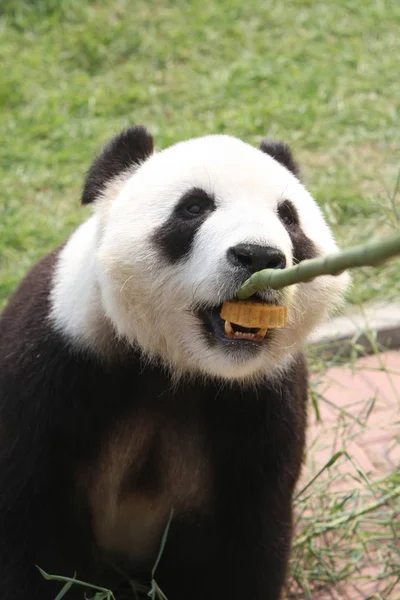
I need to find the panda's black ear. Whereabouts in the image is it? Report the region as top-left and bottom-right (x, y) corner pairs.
(82, 125), (154, 205)
(259, 139), (300, 178)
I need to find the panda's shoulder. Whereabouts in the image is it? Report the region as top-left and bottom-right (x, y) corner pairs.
(0, 246), (64, 345)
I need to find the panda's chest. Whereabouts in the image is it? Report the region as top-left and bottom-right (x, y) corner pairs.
(84, 414), (210, 565)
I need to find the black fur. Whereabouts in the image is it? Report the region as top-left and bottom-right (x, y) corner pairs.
(259, 139), (301, 178)
(154, 187), (216, 262)
(0, 132), (312, 599)
(81, 125), (154, 205)
(0, 251), (308, 600)
(278, 200), (318, 264)
(290, 227), (317, 264)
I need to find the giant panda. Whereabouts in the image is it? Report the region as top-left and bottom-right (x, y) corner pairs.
(0, 125), (349, 600)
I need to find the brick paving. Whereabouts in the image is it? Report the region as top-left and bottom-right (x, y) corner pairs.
(308, 350), (400, 483)
(297, 350), (400, 599)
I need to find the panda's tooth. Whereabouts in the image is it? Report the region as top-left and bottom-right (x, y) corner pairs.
(255, 328), (268, 341)
(224, 321), (267, 342)
(224, 320), (234, 337)
(234, 331), (255, 339)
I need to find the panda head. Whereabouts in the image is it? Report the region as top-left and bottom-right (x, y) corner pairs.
(73, 125), (349, 381)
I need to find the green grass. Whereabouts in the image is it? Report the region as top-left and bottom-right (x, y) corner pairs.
(1, 1), (400, 598)
(1, 0), (399, 308)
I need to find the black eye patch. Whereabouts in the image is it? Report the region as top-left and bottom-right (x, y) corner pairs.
(153, 188), (216, 262)
(278, 200), (299, 228)
(278, 199), (317, 264)
(175, 188), (216, 220)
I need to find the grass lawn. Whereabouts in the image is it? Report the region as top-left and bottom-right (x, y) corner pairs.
(1, 1), (399, 598)
(1, 0), (399, 309)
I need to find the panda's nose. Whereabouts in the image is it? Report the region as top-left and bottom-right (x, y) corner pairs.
(227, 244), (286, 274)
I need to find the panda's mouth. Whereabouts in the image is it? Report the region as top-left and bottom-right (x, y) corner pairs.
(199, 301), (271, 346)
(223, 320), (267, 342)
(199, 306), (264, 345)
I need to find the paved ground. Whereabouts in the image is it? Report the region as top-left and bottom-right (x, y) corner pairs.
(308, 350), (400, 483)
(297, 350), (400, 599)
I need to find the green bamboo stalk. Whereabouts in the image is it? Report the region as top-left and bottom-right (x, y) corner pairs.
(237, 230), (400, 300)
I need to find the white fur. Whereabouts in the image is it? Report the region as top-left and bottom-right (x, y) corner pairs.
(50, 134), (350, 381)
(50, 216), (116, 351)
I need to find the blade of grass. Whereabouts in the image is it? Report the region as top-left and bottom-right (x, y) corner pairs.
(295, 451), (345, 501)
(37, 567), (116, 600)
(294, 485), (400, 549)
(149, 509), (173, 600)
(53, 574), (76, 600)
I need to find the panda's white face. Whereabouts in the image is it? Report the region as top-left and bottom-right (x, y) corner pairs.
(82, 131), (348, 382)
(50, 128), (349, 381)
